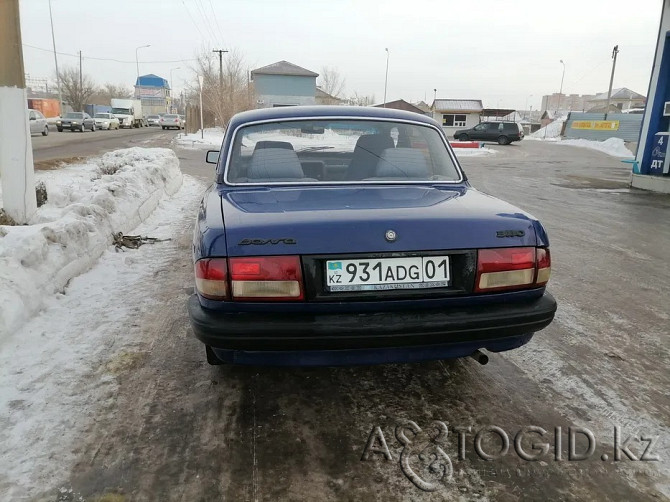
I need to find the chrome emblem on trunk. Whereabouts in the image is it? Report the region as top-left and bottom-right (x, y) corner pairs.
(385, 230), (397, 242)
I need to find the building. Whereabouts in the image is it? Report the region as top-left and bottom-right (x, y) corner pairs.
(586, 88), (646, 112)
(251, 61), (318, 108)
(633, 0), (670, 193)
(374, 99), (428, 115)
(431, 99), (483, 135)
(315, 87), (343, 105)
(541, 93), (595, 113)
(134, 74), (172, 115)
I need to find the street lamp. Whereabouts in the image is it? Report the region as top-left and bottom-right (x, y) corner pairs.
(135, 44), (151, 81)
(525, 94), (533, 120)
(557, 60), (566, 112)
(383, 48), (389, 108)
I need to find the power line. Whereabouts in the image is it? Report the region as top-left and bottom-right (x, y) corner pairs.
(208, 0), (226, 47)
(181, 0), (208, 45)
(22, 43), (196, 64)
(194, 0), (219, 46)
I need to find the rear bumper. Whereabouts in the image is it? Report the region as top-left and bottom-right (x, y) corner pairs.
(187, 292), (557, 365)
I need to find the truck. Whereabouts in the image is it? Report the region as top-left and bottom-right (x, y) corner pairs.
(110, 98), (145, 128)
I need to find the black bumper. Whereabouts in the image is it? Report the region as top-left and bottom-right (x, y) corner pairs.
(187, 293), (557, 352)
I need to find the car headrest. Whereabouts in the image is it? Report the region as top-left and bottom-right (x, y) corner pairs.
(253, 140), (294, 152)
(354, 134), (394, 154)
(247, 148), (305, 180)
(375, 148), (430, 178)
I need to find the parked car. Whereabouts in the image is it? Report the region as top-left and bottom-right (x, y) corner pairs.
(160, 114), (183, 130)
(57, 112), (95, 132)
(454, 121), (524, 144)
(188, 106), (556, 366)
(28, 109), (49, 136)
(147, 115), (161, 126)
(179, 115), (186, 128)
(94, 113), (120, 130)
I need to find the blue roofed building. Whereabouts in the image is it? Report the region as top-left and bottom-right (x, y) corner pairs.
(251, 61), (318, 108)
(134, 74), (172, 115)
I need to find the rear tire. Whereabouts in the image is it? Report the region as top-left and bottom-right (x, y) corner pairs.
(206, 345), (225, 365)
(458, 134), (469, 141)
(162, 126), (166, 130)
(91, 124), (96, 132)
(42, 126), (49, 136)
(498, 135), (509, 145)
(57, 127), (63, 132)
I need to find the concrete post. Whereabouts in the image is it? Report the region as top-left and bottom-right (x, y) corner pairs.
(0, 0), (37, 223)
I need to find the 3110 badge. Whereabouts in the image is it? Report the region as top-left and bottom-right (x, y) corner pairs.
(326, 256), (451, 292)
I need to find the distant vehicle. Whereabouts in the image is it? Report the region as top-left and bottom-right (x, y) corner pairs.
(28, 109), (49, 136)
(110, 98), (144, 128)
(160, 114), (183, 130)
(147, 115), (161, 126)
(57, 112), (95, 132)
(179, 115), (186, 128)
(188, 106), (556, 366)
(94, 113), (120, 130)
(454, 121), (524, 145)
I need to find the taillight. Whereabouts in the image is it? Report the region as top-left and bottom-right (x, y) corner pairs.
(229, 255), (304, 301)
(195, 258), (229, 300)
(535, 248), (551, 285)
(475, 247), (550, 293)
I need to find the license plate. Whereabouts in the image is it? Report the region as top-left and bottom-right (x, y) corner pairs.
(325, 256), (450, 292)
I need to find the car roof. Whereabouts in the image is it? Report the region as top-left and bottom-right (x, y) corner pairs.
(228, 105), (439, 131)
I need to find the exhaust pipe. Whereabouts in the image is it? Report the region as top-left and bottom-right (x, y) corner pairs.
(469, 349), (489, 365)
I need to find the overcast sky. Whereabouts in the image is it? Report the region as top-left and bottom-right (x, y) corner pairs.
(19, 0), (661, 110)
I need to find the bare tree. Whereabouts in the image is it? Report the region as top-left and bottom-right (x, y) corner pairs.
(57, 66), (97, 112)
(88, 83), (133, 106)
(318, 66), (345, 98)
(186, 48), (253, 127)
(344, 92), (376, 107)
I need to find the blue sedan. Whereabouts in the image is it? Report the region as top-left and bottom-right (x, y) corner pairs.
(188, 106), (556, 366)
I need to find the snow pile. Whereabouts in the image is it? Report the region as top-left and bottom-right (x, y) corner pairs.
(557, 137), (634, 158)
(0, 175), (205, 499)
(173, 127), (225, 149)
(0, 148), (183, 337)
(528, 119), (565, 140)
(453, 147), (497, 157)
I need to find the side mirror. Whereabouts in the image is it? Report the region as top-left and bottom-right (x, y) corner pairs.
(206, 150), (220, 165)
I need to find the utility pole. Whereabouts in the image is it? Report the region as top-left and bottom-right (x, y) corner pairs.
(79, 50), (82, 91)
(383, 48), (389, 107)
(213, 49), (228, 124)
(605, 45), (619, 120)
(48, 0), (63, 116)
(0, 0), (37, 223)
(213, 49), (228, 90)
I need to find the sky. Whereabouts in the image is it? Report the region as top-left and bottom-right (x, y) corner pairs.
(19, 0), (662, 110)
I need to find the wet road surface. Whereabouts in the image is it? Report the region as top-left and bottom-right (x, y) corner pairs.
(12, 139), (670, 501)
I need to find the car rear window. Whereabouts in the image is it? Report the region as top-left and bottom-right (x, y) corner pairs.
(164, 114), (179, 118)
(225, 119), (462, 184)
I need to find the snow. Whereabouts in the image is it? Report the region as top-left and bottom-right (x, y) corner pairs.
(173, 127), (225, 149)
(557, 137), (634, 158)
(453, 147), (497, 157)
(0, 175), (206, 499)
(527, 119), (565, 140)
(0, 148), (183, 338)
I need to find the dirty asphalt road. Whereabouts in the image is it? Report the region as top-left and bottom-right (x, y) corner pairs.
(20, 140), (670, 500)
(31, 127), (178, 166)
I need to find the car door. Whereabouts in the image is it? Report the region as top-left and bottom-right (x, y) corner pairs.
(470, 123), (488, 140)
(35, 111), (46, 132)
(28, 110), (38, 134)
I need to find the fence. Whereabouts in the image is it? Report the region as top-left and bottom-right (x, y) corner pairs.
(564, 112), (642, 142)
(185, 104), (215, 135)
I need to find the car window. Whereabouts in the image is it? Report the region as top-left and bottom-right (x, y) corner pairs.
(95, 113), (110, 118)
(29, 111), (35, 119)
(226, 119), (461, 184)
(164, 114), (179, 118)
(65, 113), (83, 118)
